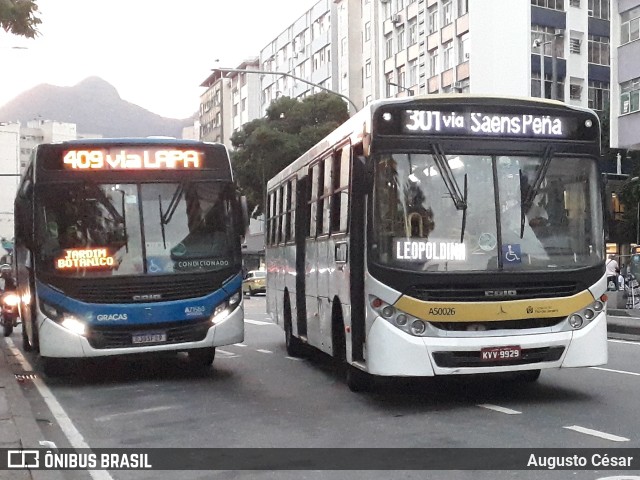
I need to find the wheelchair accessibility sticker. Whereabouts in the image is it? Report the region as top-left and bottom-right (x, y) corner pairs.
(502, 244), (522, 265)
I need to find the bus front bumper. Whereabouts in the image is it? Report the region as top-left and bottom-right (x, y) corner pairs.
(365, 312), (607, 377)
(37, 306), (244, 358)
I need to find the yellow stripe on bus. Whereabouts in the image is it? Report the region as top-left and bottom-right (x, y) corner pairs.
(394, 290), (595, 322)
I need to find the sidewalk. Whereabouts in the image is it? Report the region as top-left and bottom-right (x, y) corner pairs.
(0, 338), (63, 480)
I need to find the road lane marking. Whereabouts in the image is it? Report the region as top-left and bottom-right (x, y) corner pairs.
(608, 338), (640, 346)
(285, 356), (303, 361)
(5, 337), (114, 480)
(590, 366), (640, 377)
(217, 349), (235, 356)
(234, 343), (248, 347)
(95, 405), (179, 422)
(477, 404), (521, 415)
(244, 319), (273, 326)
(256, 349), (273, 354)
(564, 425), (629, 442)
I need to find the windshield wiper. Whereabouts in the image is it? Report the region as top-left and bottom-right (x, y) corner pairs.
(430, 143), (468, 242)
(159, 183), (185, 249)
(431, 143), (467, 210)
(520, 146), (553, 238)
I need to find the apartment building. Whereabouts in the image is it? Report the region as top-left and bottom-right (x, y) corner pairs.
(611, 0), (640, 150)
(0, 119), (81, 240)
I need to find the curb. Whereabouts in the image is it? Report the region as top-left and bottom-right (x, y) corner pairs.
(0, 339), (65, 480)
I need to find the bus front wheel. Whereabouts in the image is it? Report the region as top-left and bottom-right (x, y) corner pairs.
(187, 347), (216, 368)
(346, 365), (372, 392)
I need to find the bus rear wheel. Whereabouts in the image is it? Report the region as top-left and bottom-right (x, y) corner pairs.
(346, 365), (372, 392)
(187, 347), (216, 368)
(284, 296), (305, 357)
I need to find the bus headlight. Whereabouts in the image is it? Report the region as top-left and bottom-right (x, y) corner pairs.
(569, 314), (583, 329)
(369, 295), (437, 337)
(566, 299), (603, 330)
(61, 316), (86, 336)
(40, 300), (87, 336)
(210, 290), (242, 324)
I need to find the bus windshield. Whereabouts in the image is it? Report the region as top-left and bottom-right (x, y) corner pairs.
(35, 181), (241, 277)
(371, 152), (603, 272)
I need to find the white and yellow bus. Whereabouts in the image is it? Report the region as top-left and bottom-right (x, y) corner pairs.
(265, 95), (607, 391)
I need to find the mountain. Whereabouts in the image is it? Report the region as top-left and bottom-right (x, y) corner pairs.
(0, 77), (194, 138)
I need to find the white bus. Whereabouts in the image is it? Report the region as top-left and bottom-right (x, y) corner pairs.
(265, 96), (607, 391)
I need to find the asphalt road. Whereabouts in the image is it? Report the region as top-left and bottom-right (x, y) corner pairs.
(5, 296), (640, 480)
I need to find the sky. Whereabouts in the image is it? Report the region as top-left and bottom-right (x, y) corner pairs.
(0, 0), (318, 119)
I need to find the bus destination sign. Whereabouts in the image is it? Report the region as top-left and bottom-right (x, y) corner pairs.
(399, 109), (594, 139)
(62, 148), (203, 170)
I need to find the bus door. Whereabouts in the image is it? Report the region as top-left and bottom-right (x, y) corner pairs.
(295, 176), (309, 339)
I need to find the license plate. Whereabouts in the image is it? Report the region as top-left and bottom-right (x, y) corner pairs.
(480, 345), (521, 362)
(132, 332), (167, 344)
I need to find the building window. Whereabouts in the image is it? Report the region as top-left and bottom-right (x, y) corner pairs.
(588, 80), (609, 111)
(398, 26), (406, 51)
(621, 6), (640, 44)
(398, 69), (406, 90)
(531, 72), (565, 100)
(588, 35), (610, 65)
(620, 78), (640, 115)
(531, 25), (565, 57)
(443, 41), (453, 70)
(365, 21), (371, 42)
(428, 5), (438, 34)
(588, 0), (609, 20)
(458, 33), (469, 63)
(365, 60), (372, 78)
(408, 19), (417, 45)
(385, 34), (393, 58)
(532, 0), (565, 10)
(385, 72), (394, 97)
(409, 60), (418, 86)
(458, 0), (469, 16)
(569, 37), (581, 54)
(569, 0), (580, 6)
(442, 0), (453, 26)
(429, 51), (439, 77)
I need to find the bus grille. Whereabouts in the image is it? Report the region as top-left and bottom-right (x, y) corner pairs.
(431, 317), (565, 331)
(432, 346), (565, 368)
(407, 282), (579, 302)
(87, 318), (211, 349)
(66, 277), (219, 303)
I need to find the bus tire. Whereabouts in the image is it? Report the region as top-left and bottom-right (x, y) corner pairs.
(21, 320), (32, 351)
(284, 296), (305, 357)
(517, 369), (541, 382)
(42, 357), (69, 377)
(187, 347), (216, 368)
(3, 323), (13, 337)
(346, 365), (372, 393)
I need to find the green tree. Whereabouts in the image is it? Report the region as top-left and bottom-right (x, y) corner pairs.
(0, 0), (41, 38)
(231, 92), (349, 217)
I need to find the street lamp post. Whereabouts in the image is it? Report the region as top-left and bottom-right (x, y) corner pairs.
(214, 67), (358, 113)
(387, 81), (414, 96)
(532, 30), (563, 100)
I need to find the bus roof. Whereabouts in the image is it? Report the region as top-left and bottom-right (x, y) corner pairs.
(267, 94), (599, 190)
